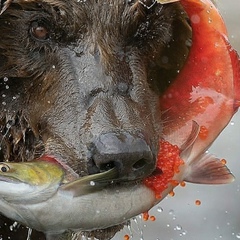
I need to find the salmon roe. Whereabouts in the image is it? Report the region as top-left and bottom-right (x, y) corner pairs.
(142, 212), (149, 221)
(221, 159), (227, 165)
(195, 200), (201, 206)
(199, 125), (209, 140)
(124, 234), (130, 240)
(143, 140), (184, 198)
(150, 215), (156, 221)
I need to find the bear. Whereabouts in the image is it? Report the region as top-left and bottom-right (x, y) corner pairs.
(0, 0), (192, 239)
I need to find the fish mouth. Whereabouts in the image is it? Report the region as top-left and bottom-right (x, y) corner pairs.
(42, 155), (158, 192)
(41, 154), (160, 198)
(59, 166), (147, 197)
(0, 175), (22, 184)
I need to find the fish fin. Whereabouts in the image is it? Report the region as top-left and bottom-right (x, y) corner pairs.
(59, 167), (118, 197)
(180, 121), (200, 152)
(180, 121), (200, 162)
(184, 153), (235, 184)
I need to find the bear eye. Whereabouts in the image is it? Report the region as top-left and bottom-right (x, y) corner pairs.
(30, 20), (50, 41)
(0, 164), (10, 173)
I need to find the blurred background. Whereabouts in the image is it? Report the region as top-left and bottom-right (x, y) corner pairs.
(115, 1), (240, 239)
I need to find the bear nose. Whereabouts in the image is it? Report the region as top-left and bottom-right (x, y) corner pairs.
(90, 132), (156, 181)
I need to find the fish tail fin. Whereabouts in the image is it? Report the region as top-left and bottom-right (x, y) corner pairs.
(180, 121), (235, 185)
(184, 154), (235, 184)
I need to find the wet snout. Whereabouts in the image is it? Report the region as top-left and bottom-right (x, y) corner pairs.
(90, 132), (156, 181)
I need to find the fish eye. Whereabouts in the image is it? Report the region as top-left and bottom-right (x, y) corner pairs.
(0, 164), (10, 173)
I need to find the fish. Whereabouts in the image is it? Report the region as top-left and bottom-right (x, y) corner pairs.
(0, 156), (158, 239)
(142, 0), (240, 202)
(0, 158), (65, 204)
(142, 0), (240, 201)
(160, 0), (240, 152)
(0, 0), (238, 239)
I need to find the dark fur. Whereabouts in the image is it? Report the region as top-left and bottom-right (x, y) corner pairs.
(0, 0), (192, 239)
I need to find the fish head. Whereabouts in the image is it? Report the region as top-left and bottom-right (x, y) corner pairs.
(0, 160), (65, 203)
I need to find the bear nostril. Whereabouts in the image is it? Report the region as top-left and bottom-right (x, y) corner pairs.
(99, 161), (116, 172)
(132, 158), (148, 171)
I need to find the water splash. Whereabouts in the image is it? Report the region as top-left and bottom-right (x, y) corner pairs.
(26, 228), (32, 240)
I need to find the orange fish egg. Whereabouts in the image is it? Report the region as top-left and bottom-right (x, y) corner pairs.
(155, 193), (162, 199)
(143, 140), (184, 198)
(170, 180), (179, 187)
(180, 181), (186, 187)
(195, 200), (201, 206)
(199, 125), (209, 140)
(221, 159), (227, 165)
(150, 215), (156, 221)
(169, 190), (175, 197)
(142, 212), (149, 221)
(124, 234), (130, 240)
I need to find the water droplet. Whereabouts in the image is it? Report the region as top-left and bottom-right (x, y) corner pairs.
(176, 225), (182, 231)
(3, 77), (8, 82)
(157, 207), (163, 213)
(181, 230), (187, 236)
(5, 85), (9, 89)
(126, 221), (133, 238)
(236, 233), (240, 239)
(90, 181), (95, 186)
(169, 209), (174, 215)
(230, 121), (235, 126)
(191, 14), (200, 24)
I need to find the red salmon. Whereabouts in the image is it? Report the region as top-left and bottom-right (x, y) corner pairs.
(144, 0), (240, 197)
(160, 0), (240, 170)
